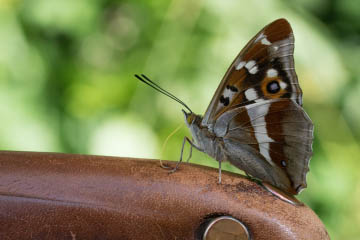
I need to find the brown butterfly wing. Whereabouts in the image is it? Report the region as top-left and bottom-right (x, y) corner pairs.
(202, 18), (302, 126)
(205, 19), (313, 195)
(216, 99), (313, 195)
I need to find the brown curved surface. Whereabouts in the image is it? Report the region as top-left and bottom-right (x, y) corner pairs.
(0, 151), (329, 240)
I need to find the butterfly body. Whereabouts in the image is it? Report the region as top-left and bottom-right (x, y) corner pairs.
(183, 112), (224, 162)
(184, 19), (313, 195)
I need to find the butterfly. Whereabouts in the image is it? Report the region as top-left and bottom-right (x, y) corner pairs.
(135, 18), (313, 196)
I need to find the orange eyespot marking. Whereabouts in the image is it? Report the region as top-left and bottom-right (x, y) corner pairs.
(261, 77), (287, 99)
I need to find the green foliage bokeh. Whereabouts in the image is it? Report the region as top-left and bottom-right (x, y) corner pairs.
(1, 0), (360, 239)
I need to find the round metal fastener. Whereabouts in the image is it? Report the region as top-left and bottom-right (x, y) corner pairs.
(203, 216), (250, 240)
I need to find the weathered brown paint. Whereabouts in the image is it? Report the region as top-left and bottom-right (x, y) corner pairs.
(0, 151), (329, 239)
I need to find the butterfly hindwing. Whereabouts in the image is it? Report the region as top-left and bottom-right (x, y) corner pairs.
(218, 99), (312, 194)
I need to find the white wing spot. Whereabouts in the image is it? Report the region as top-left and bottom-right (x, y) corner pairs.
(249, 66), (258, 74)
(235, 61), (246, 70)
(245, 60), (258, 74)
(261, 37), (271, 45)
(255, 33), (271, 45)
(223, 88), (235, 100)
(280, 81), (287, 89)
(245, 60), (256, 70)
(244, 88), (258, 101)
(255, 33), (265, 42)
(267, 69), (278, 78)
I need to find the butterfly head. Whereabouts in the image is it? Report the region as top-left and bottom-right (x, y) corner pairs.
(182, 109), (205, 149)
(182, 109), (204, 129)
(182, 109), (197, 126)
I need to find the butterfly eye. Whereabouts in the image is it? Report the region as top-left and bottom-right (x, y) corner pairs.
(187, 114), (195, 124)
(266, 81), (280, 94)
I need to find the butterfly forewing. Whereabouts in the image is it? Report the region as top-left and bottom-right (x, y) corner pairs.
(202, 18), (302, 127)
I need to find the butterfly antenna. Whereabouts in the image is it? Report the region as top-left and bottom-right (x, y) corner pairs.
(134, 74), (193, 113)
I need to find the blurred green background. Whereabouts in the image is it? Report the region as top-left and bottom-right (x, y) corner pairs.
(1, 0), (359, 238)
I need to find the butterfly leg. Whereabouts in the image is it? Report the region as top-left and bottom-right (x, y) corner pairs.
(216, 142), (227, 184)
(186, 139), (193, 163)
(169, 136), (198, 174)
(218, 160), (222, 184)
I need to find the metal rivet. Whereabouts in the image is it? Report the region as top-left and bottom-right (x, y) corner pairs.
(203, 216), (250, 240)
